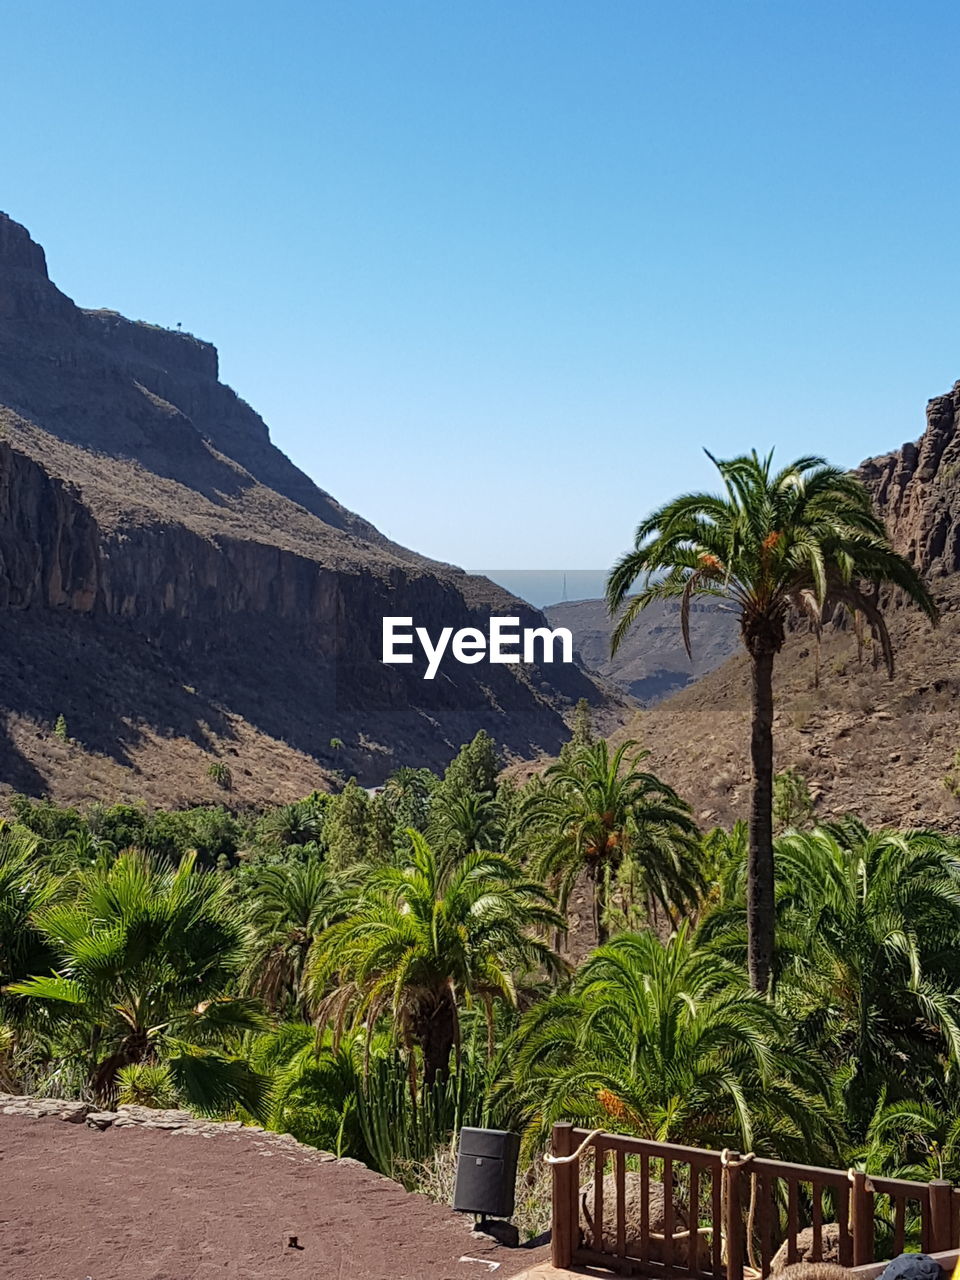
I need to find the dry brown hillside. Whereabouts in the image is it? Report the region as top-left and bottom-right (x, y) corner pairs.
(616, 582), (960, 832)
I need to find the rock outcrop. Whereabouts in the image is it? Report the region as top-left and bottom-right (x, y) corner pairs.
(858, 382), (960, 577)
(0, 213), (621, 799)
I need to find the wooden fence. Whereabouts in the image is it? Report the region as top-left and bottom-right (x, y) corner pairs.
(550, 1124), (960, 1277)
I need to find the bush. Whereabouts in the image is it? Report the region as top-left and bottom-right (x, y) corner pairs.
(8, 795), (84, 843)
(116, 1063), (179, 1109)
(207, 761), (233, 791)
(773, 768), (815, 832)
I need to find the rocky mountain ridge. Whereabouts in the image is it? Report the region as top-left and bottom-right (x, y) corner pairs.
(857, 381), (960, 575)
(0, 213), (621, 805)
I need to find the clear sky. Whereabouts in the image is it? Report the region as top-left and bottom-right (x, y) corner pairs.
(3, 2), (959, 570)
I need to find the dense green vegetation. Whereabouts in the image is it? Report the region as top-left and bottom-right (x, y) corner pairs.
(3, 721), (960, 1222)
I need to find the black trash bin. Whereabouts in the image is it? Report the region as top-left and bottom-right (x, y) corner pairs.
(453, 1127), (521, 1218)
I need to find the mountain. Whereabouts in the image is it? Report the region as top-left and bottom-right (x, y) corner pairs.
(0, 214), (623, 807)
(586, 385), (960, 832)
(544, 596), (740, 703)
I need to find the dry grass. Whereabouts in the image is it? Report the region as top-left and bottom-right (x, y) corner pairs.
(400, 1140), (554, 1243)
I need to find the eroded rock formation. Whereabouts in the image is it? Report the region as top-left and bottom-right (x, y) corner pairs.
(858, 383), (960, 576)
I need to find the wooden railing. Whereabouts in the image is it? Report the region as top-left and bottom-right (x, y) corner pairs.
(550, 1124), (960, 1277)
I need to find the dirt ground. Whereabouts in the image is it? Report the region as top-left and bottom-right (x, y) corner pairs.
(0, 1115), (547, 1280)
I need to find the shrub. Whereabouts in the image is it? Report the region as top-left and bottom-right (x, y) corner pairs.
(116, 1063), (179, 1109)
(789, 696), (816, 730)
(8, 796), (84, 843)
(207, 761), (233, 791)
(773, 768), (815, 832)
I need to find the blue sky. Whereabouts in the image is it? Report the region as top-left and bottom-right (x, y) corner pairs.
(3, 2), (959, 570)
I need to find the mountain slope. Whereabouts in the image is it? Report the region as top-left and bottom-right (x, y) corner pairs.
(545, 596), (739, 703)
(0, 213), (623, 805)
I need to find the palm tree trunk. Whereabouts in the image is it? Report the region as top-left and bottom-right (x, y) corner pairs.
(420, 995), (457, 1085)
(747, 649), (776, 992)
(594, 873), (608, 947)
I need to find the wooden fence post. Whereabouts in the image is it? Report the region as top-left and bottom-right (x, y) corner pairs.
(929, 1180), (954, 1254)
(552, 1122), (576, 1269)
(724, 1154), (744, 1280)
(850, 1171), (873, 1266)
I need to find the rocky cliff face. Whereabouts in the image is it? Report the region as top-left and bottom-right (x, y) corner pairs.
(0, 442), (100, 612)
(858, 383), (960, 576)
(0, 213), (620, 801)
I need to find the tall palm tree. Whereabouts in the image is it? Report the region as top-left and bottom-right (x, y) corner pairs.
(309, 831), (564, 1084)
(521, 739), (701, 944)
(10, 850), (270, 1115)
(243, 860), (343, 1018)
(607, 450), (937, 991)
(510, 926), (829, 1156)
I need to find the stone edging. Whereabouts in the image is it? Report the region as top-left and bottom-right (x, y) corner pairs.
(0, 1092), (340, 1163)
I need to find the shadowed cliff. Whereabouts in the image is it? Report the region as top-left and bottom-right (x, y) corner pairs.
(0, 213), (625, 804)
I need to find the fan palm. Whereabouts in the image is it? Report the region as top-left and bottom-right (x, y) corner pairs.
(510, 926), (829, 1155)
(607, 450), (937, 990)
(0, 826), (59, 1010)
(309, 831), (564, 1084)
(0, 826), (61, 1091)
(10, 850), (271, 1115)
(521, 739), (701, 943)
